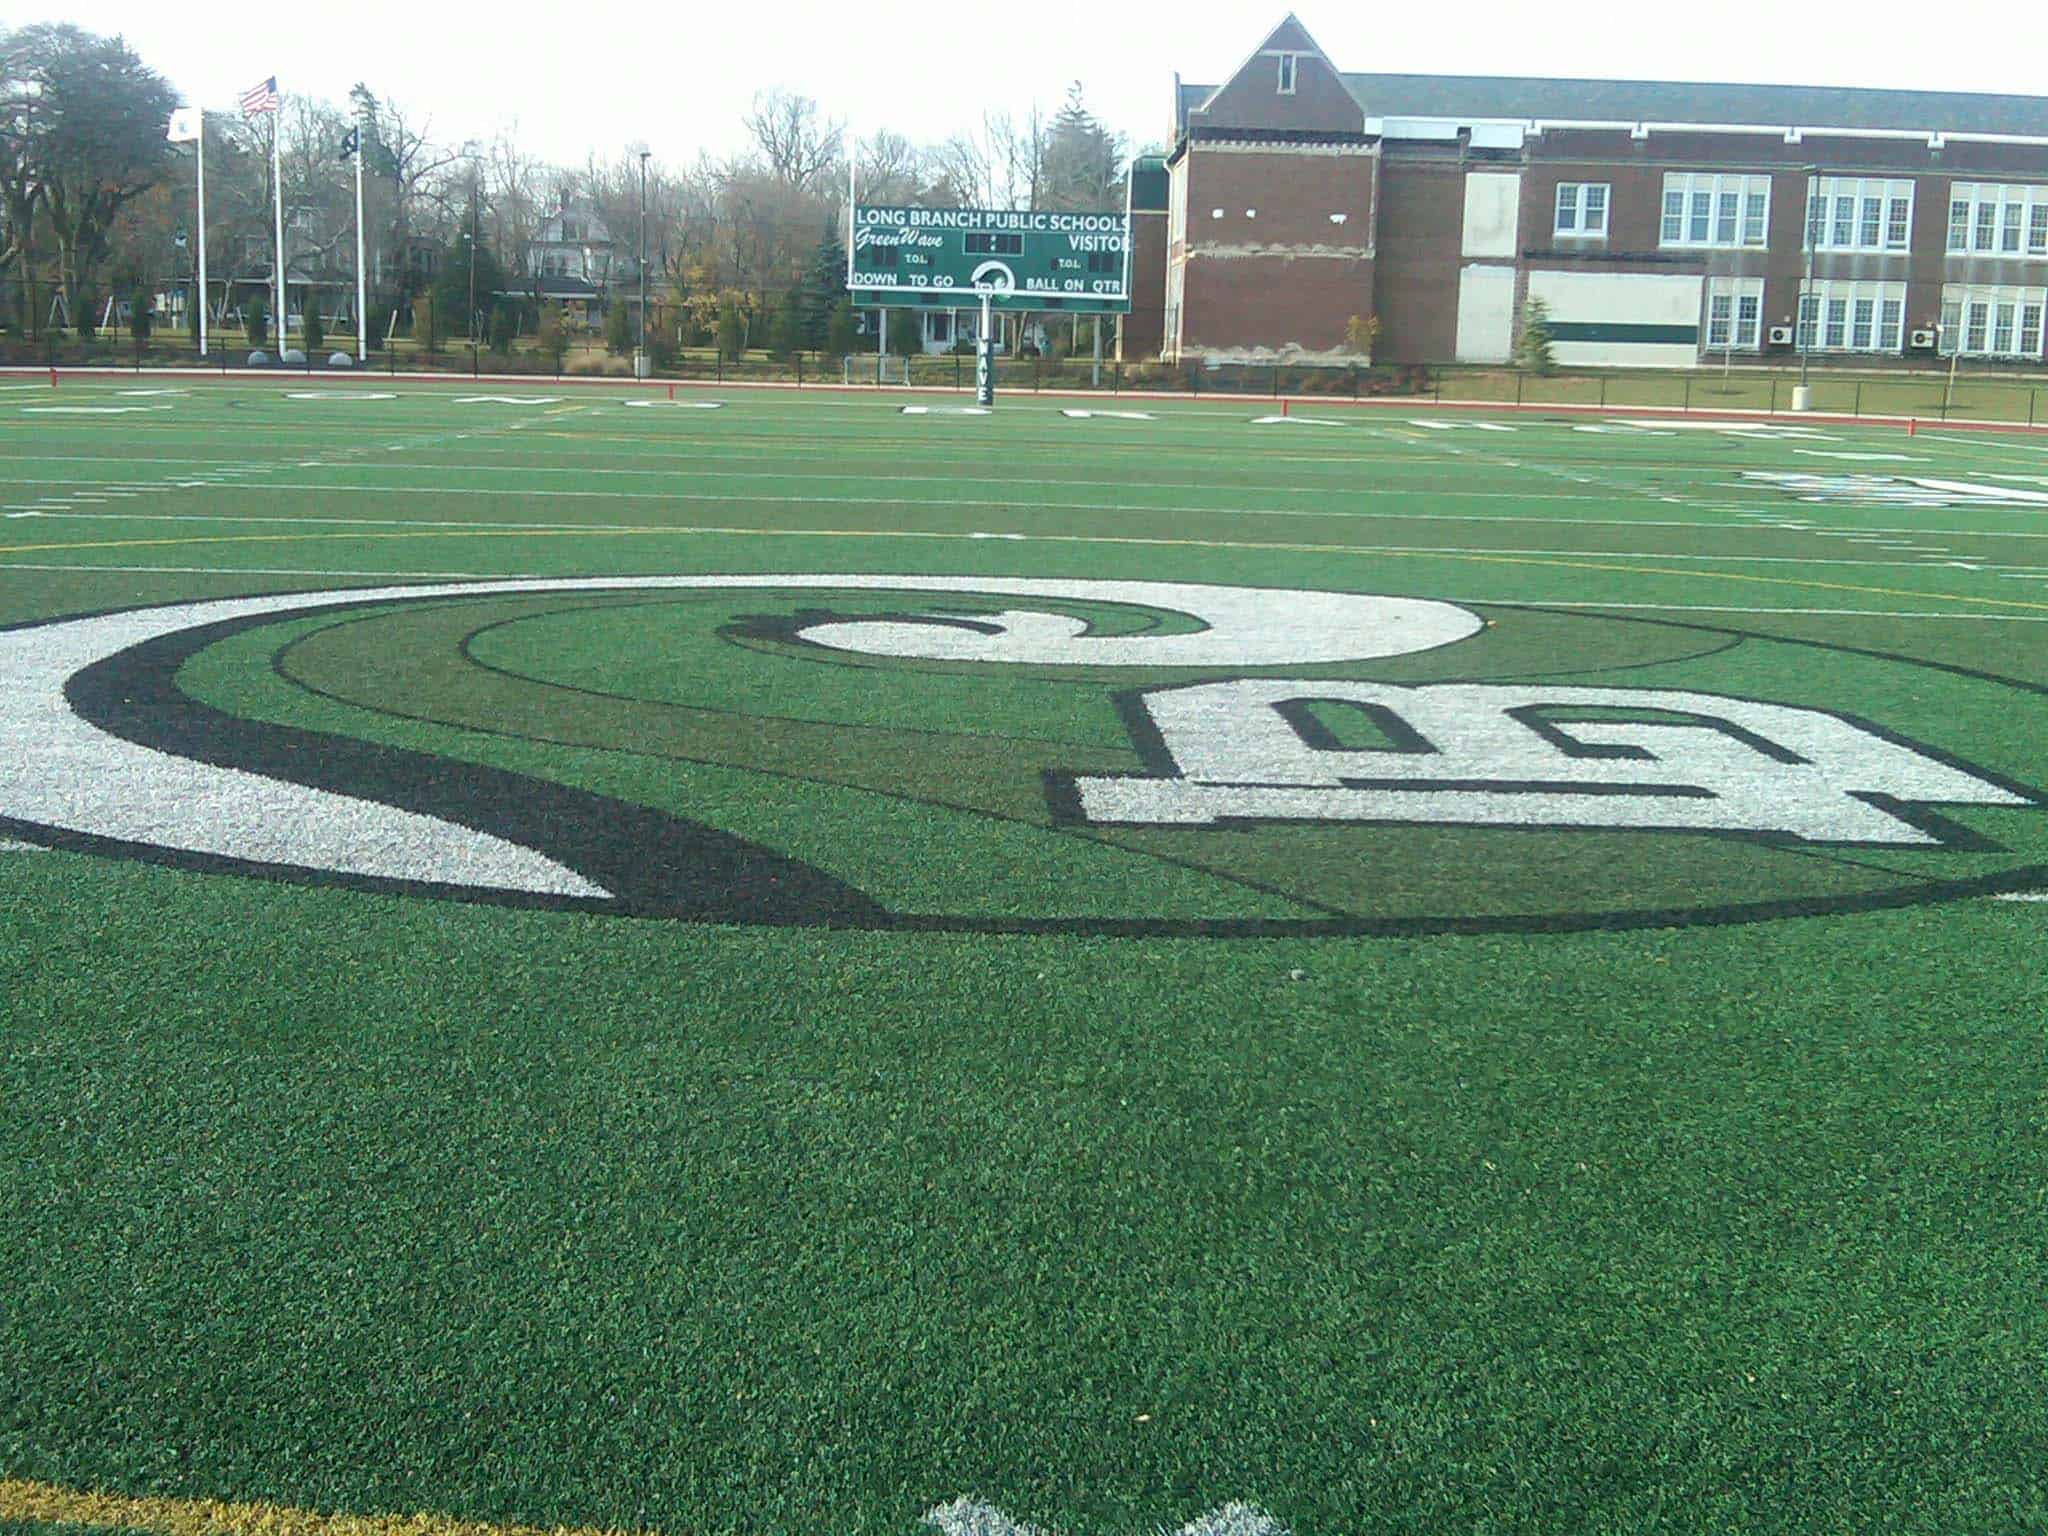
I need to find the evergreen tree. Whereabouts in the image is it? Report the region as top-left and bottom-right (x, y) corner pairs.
(433, 211), (505, 343)
(1040, 83), (1126, 211)
(805, 233), (848, 348)
(826, 299), (857, 358)
(537, 305), (568, 370)
(771, 291), (806, 358)
(1516, 298), (1557, 375)
(604, 298), (634, 355)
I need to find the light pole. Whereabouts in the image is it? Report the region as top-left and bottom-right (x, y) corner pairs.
(1796, 162), (1818, 410)
(637, 148), (650, 378)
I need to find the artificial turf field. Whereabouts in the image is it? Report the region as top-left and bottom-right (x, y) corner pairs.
(2, 375), (2047, 1536)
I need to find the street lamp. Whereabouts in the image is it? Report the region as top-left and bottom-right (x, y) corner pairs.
(637, 147), (651, 378)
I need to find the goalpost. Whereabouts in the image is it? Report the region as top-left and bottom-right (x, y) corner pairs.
(846, 354), (909, 386)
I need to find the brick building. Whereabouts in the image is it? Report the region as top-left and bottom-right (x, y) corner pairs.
(1150, 15), (2048, 368)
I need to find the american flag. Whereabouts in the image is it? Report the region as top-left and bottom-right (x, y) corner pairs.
(239, 76), (280, 116)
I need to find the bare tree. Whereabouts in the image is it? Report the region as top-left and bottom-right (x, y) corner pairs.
(935, 107), (1045, 210)
(743, 89), (844, 193)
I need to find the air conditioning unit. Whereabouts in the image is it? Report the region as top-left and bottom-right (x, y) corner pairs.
(1767, 325), (1794, 346)
(1910, 328), (1937, 348)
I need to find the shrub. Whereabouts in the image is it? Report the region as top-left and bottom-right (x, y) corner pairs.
(302, 305), (325, 354)
(489, 305), (518, 354)
(245, 292), (269, 349)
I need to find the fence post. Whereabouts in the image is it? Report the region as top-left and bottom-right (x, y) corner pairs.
(1854, 379), (1861, 417)
(2031, 388), (2037, 427)
(1683, 374), (1691, 412)
(1114, 361), (1122, 394)
(1272, 364), (1280, 399)
(1599, 376), (1607, 407)
(1515, 371), (1523, 406)
(1768, 377), (1776, 413)
(1034, 357), (1041, 392)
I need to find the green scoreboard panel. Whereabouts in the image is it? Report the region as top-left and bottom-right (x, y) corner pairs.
(848, 207), (1132, 314)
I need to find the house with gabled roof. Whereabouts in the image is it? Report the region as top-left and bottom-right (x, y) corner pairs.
(1154, 15), (2048, 368)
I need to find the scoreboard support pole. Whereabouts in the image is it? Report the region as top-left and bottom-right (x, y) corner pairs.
(976, 291), (996, 407)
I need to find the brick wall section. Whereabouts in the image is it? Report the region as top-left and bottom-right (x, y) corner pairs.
(1176, 145), (1377, 358)
(1371, 156), (1465, 363)
(1122, 208), (1168, 359)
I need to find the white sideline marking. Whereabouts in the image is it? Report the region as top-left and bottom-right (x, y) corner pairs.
(0, 838), (48, 853)
(454, 395), (562, 405)
(1061, 408), (1155, 420)
(901, 405), (989, 415)
(924, 1500), (1285, 1536)
(1996, 891), (2048, 901)
(1252, 414), (1343, 426)
(22, 405), (169, 415)
(1797, 450), (1924, 461)
(1611, 418), (1829, 437)
(623, 398), (723, 409)
(116, 388), (189, 397)
(284, 391), (397, 401)
(1408, 418), (1515, 431)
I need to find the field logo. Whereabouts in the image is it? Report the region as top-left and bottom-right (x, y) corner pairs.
(0, 575), (2042, 934)
(1061, 680), (2025, 846)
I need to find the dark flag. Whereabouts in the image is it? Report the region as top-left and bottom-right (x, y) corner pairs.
(339, 126), (360, 161)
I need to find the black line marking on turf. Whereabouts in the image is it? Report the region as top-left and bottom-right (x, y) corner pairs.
(61, 605), (894, 925)
(261, 604), (1354, 925)
(445, 596), (1122, 753)
(8, 583), (2048, 936)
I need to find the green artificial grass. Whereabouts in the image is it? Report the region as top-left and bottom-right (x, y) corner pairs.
(3, 379), (2047, 1535)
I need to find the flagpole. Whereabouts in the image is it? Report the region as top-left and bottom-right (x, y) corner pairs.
(352, 120), (367, 362)
(196, 110), (208, 358)
(270, 102), (287, 353)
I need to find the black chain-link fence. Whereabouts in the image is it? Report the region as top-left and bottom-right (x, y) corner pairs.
(4, 277), (2045, 423)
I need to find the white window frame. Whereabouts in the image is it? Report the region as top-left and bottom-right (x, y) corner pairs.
(1796, 280), (1908, 354)
(1553, 182), (1610, 239)
(1807, 177), (1914, 253)
(1948, 183), (2048, 259)
(1277, 53), (1298, 94)
(1939, 283), (2048, 358)
(1661, 173), (1770, 250)
(1703, 276), (1764, 352)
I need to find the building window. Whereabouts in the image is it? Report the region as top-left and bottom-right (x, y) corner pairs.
(1807, 178), (1913, 253)
(1554, 182), (1609, 238)
(1940, 283), (2048, 356)
(1704, 277), (1764, 350)
(1745, 192), (1768, 244)
(1277, 53), (1297, 94)
(1949, 184), (2048, 258)
(1798, 280), (1907, 353)
(1661, 173), (1770, 250)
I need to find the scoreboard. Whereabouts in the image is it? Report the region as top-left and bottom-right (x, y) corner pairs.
(848, 206), (1132, 315)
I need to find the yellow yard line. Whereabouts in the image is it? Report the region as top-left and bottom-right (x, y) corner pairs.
(1, 525), (2045, 615)
(0, 1479), (644, 1536)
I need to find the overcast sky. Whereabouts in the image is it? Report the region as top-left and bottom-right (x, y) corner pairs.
(64, 0), (2048, 170)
